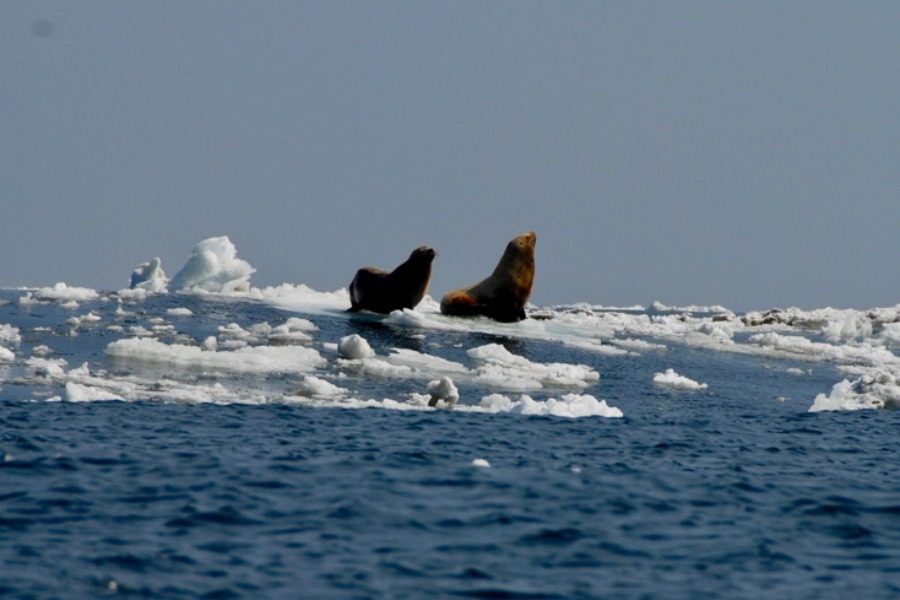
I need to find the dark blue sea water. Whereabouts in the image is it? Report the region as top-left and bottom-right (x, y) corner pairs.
(2, 290), (900, 598)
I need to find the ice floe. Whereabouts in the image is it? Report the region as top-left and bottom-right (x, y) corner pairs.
(0, 346), (14, 362)
(106, 337), (326, 374)
(19, 283), (102, 308)
(478, 393), (623, 418)
(0, 324), (21, 345)
(653, 368), (708, 391)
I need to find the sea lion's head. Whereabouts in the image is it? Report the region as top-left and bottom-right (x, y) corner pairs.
(409, 246), (437, 265)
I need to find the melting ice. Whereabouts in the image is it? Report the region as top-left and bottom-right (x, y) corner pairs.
(3, 235), (900, 415)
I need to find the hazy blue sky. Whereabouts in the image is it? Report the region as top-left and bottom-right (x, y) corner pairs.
(3, 2), (898, 311)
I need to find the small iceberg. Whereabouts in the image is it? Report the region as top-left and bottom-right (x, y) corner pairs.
(168, 236), (256, 293)
(129, 257), (168, 292)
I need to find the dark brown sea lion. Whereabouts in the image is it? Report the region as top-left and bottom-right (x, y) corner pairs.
(348, 246), (436, 314)
(440, 231), (536, 322)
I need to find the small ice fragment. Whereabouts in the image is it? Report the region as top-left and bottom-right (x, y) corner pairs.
(652, 368), (708, 390)
(427, 376), (459, 407)
(338, 334), (375, 359)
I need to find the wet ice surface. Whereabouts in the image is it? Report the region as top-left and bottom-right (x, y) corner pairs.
(3, 285), (900, 598)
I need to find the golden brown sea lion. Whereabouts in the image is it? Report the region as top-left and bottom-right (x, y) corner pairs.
(440, 231), (536, 322)
(348, 246), (436, 314)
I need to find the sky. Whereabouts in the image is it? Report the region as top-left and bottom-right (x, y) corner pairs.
(2, 2), (898, 312)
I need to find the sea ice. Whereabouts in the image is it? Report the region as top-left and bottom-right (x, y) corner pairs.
(20, 283), (101, 306)
(292, 375), (348, 397)
(478, 393), (623, 418)
(129, 257), (167, 292)
(338, 334), (376, 359)
(652, 368), (708, 390)
(106, 337), (326, 374)
(0, 346), (14, 362)
(168, 236), (255, 293)
(268, 318), (317, 345)
(426, 376), (459, 407)
(468, 343), (600, 390)
(66, 381), (125, 402)
(0, 324), (21, 345)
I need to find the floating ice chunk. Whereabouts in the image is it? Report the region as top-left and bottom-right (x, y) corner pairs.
(653, 368), (708, 390)
(880, 323), (900, 346)
(252, 283), (352, 313)
(426, 376), (459, 407)
(786, 367), (810, 376)
(26, 357), (69, 380)
(129, 257), (167, 292)
(168, 236), (255, 293)
(65, 382), (124, 402)
(612, 338), (667, 352)
(338, 334), (376, 359)
(809, 379), (879, 412)
(384, 308), (432, 328)
(167, 307), (193, 317)
(67, 312), (102, 328)
(747, 332), (898, 364)
(0, 324), (21, 345)
(562, 338), (633, 356)
(106, 338), (326, 374)
(293, 375), (347, 397)
(478, 393), (622, 418)
(652, 301), (730, 313)
(0, 346), (14, 362)
(823, 313), (873, 343)
(216, 322), (275, 347)
(23, 283), (100, 305)
(268, 318), (317, 345)
(468, 343), (599, 390)
(472, 458), (491, 468)
(697, 321), (736, 342)
(388, 349), (468, 375)
(810, 369), (900, 412)
(341, 357), (414, 378)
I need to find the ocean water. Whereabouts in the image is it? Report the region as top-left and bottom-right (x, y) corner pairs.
(2, 288), (900, 599)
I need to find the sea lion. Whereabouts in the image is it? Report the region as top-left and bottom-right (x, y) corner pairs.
(440, 231), (536, 322)
(348, 246), (436, 314)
